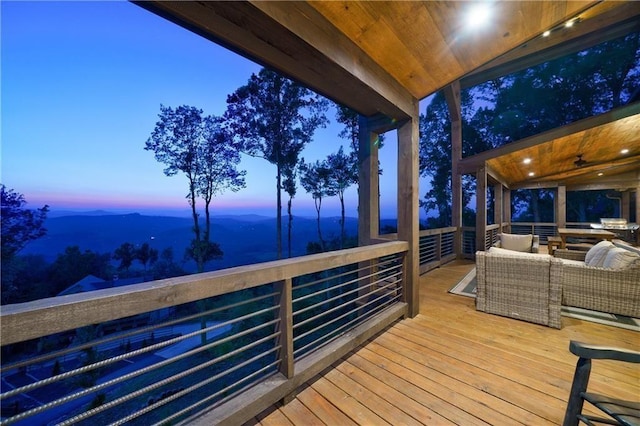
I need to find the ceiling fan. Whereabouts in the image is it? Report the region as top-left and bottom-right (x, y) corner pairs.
(574, 154), (587, 167)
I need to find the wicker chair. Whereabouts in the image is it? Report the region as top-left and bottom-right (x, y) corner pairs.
(475, 250), (562, 328)
(562, 341), (640, 426)
(554, 247), (640, 318)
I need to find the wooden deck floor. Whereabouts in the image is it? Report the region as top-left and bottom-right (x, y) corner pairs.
(253, 260), (639, 425)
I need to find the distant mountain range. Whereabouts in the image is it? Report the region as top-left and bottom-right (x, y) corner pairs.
(23, 212), (398, 272)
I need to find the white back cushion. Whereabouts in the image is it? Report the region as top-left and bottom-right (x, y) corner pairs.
(500, 233), (533, 252)
(584, 240), (613, 267)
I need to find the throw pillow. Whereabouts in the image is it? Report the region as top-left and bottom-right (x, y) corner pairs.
(602, 247), (640, 270)
(499, 233), (533, 252)
(584, 240), (613, 267)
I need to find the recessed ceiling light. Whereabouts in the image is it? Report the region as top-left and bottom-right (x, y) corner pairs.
(565, 20), (575, 28)
(466, 3), (492, 29)
(528, 172), (535, 177)
(597, 172), (604, 176)
(523, 158), (532, 164)
(621, 148), (629, 154)
(542, 30), (551, 37)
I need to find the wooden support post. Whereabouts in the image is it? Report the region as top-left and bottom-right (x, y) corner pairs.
(494, 184), (503, 228)
(445, 82), (463, 259)
(621, 191), (630, 221)
(504, 189), (511, 232)
(275, 278), (293, 380)
(397, 103), (420, 318)
(358, 115), (380, 246)
(636, 185), (640, 223)
(476, 165), (487, 252)
(357, 116), (380, 306)
(557, 186), (567, 230)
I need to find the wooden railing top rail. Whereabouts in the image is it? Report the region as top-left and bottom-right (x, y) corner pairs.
(419, 226), (457, 236)
(1, 241), (409, 346)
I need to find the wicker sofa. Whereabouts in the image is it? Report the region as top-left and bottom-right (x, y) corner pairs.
(554, 242), (640, 318)
(476, 242), (640, 328)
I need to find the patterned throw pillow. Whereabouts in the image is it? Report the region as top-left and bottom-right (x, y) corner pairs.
(584, 240), (613, 267)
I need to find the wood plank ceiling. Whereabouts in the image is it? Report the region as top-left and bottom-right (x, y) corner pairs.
(137, 0), (640, 189)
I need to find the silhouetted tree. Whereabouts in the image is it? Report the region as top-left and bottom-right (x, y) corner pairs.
(226, 68), (328, 259)
(1, 185), (49, 263)
(48, 246), (112, 293)
(145, 105), (246, 272)
(114, 242), (136, 272)
(150, 247), (186, 280)
(136, 243), (158, 272)
(282, 162), (297, 258)
(326, 147), (357, 248)
(1, 186), (50, 304)
(299, 158), (336, 251)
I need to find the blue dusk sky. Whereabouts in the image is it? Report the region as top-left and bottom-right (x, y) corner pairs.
(2, 1), (428, 218)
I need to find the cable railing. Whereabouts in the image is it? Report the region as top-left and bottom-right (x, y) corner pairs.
(418, 227), (457, 273)
(0, 241), (408, 425)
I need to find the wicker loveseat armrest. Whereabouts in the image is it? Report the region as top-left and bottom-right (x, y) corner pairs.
(554, 249), (586, 261)
(555, 261), (640, 317)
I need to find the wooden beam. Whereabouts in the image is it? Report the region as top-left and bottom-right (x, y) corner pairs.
(2, 241), (408, 345)
(134, 1), (413, 120)
(397, 101), (420, 317)
(458, 103), (640, 174)
(486, 165), (510, 189)
(443, 81), (461, 123)
(476, 166), (487, 252)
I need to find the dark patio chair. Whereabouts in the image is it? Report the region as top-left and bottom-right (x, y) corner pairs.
(563, 340), (640, 426)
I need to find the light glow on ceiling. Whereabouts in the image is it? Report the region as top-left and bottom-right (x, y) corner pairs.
(528, 172), (535, 177)
(466, 3), (492, 30)
(523, 158), (532, 164)
(542, 30), (551, 37)
(565, 20), (575, 28)
(598, 172), (604, 176)
(621, 148), (630, 154)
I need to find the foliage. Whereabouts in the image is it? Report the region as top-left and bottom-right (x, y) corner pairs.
(48, 246), (113, 293)
(566, 190), (620, 222)
(299, 158), (336, 251)
(136, 243), (159, 271)
(225, 68), (329, 259)
(419, 34), (639, 226)
(282, 162), (297, 258)
(114, 242), (136, 272)
(326, 146), (357, 248)
(150, 247), (186, 280)
(1, 254), (50, 304)
(145, 105), (245, 272)
(1, 185), (49, 263)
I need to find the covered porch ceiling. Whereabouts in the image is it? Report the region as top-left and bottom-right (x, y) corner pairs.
(136, 0), (640, 190)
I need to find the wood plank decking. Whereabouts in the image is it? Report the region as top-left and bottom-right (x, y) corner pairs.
(252, 260), (639, 425)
